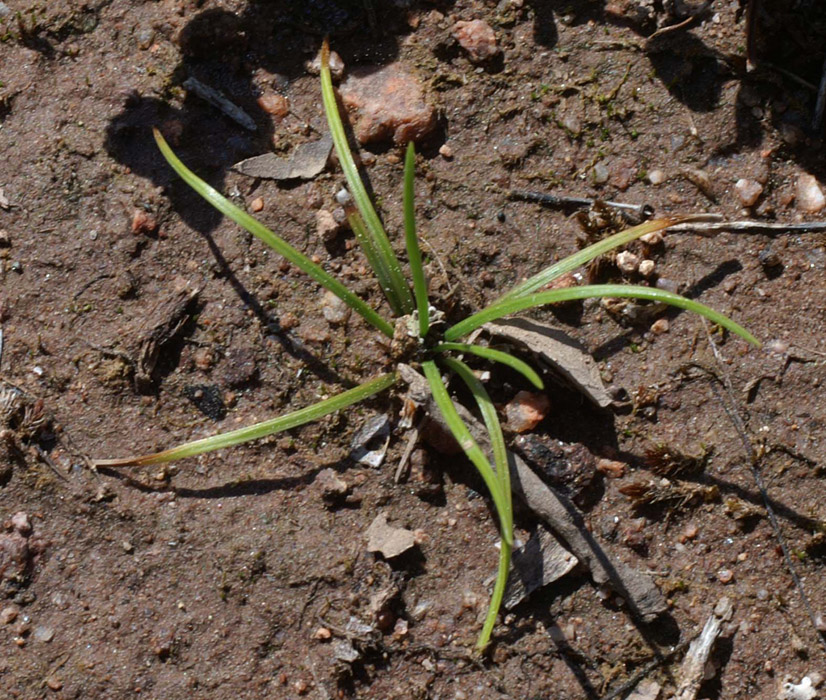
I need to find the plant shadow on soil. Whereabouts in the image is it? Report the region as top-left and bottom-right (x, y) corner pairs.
(530, 1), (826, 174)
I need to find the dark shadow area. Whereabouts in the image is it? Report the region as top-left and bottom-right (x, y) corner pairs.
(524, 0), (724, 111)
(682, 259), (743, 299)
(734, 0), (826, 174)
(98, 452), (351, 498)
(646, 33), (726, 113)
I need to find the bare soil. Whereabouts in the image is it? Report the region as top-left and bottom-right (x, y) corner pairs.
(1, 1), (825, 698)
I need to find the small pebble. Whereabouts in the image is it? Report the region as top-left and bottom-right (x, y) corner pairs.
(796, 173), (826, 213)
(655, 277), (679, 294)
(339, 64), (437, 146)
(640, 230), (664, 246)
(638, 259), (656, 277)
(315, 468), (349, 502)
(452, 19), (500, 63)
(34, 626), (54, 643)
(647, 169), (666, 185)
(596, 458), (625, 478)
(193, 347), (214, 371)
(593, 162), (609, 185)
(679, 523), (698, 543)
(11, 511), (31, 536)
(131, 209), (158, 236)
(257, 92), (290, 119)
(439, 143), (453, 159)
(0, 605), (19, 625)
(734, 178), (763, 207)
(46, 677), (63, 692)
(505, 391), (550, 433)
(313, 626), (332, 640)
(616, 250), (639, 274)
(650, 318), (669, 335)
(315, 209), (340, 244)
(307, 49), (345, 80)
(718, 568), (734, 584)
(250, 197), (264, 213)
(136, 28), (154, 50)
(609, 157), (636, 191)
(320, 290), (350, 325)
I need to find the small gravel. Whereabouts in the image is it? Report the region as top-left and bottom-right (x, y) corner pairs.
(339, 64), (437, 146)
(452, 19), (500, 63)
(734, 178), (763, 207)
(796, 173), (825, 213)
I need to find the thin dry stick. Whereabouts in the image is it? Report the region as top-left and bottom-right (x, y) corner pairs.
(668, 220), (826, 236)
(701, 322), (826, 655)
(814, 55), (826, 131)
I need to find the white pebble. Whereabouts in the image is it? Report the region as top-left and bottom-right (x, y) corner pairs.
(34, 626), (55, 643)
(640, 230), (664, 245)
(734, 178), (763, 207)
(638, 259), (656, 277)
(321, 290), (350, 325)
(796, 173), (826, 213)
(593, 162), (609, 184)
(616, 251), (639, 274)
(306, 49), (345, 80)
(335, 188), (352, 207)
(647, 169), (666, 185)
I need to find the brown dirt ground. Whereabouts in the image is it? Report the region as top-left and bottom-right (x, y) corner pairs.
(1, 1), (825, 698)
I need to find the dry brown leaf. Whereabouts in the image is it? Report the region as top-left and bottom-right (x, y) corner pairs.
(485, 317), (612, 408)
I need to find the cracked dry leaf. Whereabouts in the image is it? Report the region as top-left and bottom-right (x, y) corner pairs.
(366, 512), (416, 559)
(504, 525), (577, 609)
(484, 317), (611, 408)
(232, 134), (333, 181)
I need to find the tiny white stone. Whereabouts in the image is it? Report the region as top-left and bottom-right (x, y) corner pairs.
(796, 173), (826, 213)
(616, 251), (639, 274)
(335, 188), (352, 206)
(647, 169), (666, 185)
(734, 178), (763, 207)
(638, 259), (656, 277)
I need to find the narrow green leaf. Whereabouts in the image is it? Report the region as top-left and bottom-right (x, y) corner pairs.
(496, 218), (677, 303)
(347, 210), (399, 310)
(436, 357), (514, 653)
(440, 357), (513, 531)
(445, 284), (761, 346)
(421, 362), (511, 542)
(320, 41), (414, 315)
(404, 142), (430, 338)
(153, 129), (394, 339)
(434, 342), (544, 390)
(95, 372), (398, 467)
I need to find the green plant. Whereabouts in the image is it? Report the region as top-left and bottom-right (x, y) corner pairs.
(96, 41), (759, 653)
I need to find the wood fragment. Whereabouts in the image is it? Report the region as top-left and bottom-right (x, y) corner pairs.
(398, 364), (667, 621)
(671, 597), (733, 700)
(233, 134), (333, 180)
(132, 286), (199, 393)
(485, 318), (612, 409)
(183, 77), (256, 132)
(504, 525), (577, 609)
(668, 220), (826, 236)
